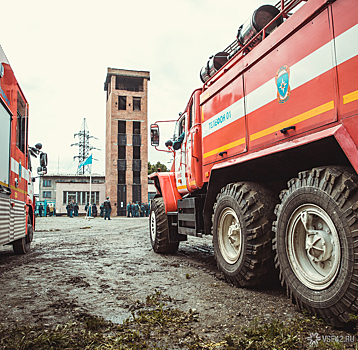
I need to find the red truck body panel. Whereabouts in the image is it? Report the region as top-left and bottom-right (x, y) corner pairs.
(199, 0), (358, 181)
(152, 0), (358, 213)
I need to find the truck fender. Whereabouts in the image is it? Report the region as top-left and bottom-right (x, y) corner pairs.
(334, 123), (358, 174)
(150, 172), (182, 213)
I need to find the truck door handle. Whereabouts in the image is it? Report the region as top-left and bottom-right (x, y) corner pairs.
(219, 151), (227, 157)
(280, 126), (296, 134)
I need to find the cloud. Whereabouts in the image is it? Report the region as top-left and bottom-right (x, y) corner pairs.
(1, 0), (266, 183)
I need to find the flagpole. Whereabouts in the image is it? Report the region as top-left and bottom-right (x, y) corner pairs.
(89, 158), (92, 218)
(78, 155), (93, 220)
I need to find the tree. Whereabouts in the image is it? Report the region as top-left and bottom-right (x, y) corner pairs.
(148, 161), (169, 175)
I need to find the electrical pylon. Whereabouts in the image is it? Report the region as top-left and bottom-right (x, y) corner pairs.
(71, 118), (100, 174)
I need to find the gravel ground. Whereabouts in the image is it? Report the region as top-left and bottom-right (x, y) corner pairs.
(0, 216), (355, 347)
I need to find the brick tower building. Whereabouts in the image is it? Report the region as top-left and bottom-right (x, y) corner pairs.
(104, 68), (150, 216)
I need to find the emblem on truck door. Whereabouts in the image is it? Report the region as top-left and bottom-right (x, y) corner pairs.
(275, 65), (290, 104)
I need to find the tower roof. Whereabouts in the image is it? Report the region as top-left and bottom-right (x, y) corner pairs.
(104, 68), (150, 91)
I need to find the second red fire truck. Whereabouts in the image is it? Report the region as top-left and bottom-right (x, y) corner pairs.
(0, 45), (47, 255)
(150, 0), (358, 326)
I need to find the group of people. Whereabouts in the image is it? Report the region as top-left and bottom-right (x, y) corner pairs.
(66, 201), (79, 217)
(126, 202), (150, 217)
(38, 203), (56, 217)
(65, 197), (112, 220)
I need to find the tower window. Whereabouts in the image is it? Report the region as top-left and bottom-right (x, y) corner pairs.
(118, 96), (126, 110)
(133, 171), (140, 184)
(133, 97), (141, 111)
(118, 120), (126, 134)
(118, 170), (126, 184)
(116, 76), (143, 92)
(133, 146), (140, 159)
(118, 145), (126, 159)
(133, 121), (141, 135)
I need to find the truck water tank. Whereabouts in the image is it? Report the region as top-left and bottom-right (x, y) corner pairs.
(200, 52), (229, 83)
(237, 5), (283, 50)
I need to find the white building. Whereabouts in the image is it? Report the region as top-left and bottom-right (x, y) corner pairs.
(38, 174), (106, 215)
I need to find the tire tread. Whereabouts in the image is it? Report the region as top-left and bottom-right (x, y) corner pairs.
(274, 166), (358, 327)
(213, 182), (278, 287)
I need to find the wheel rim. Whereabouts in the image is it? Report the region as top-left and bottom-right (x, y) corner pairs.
(286, 204), (341, 290)
(150, 210), (156, 241)
(218, 207), (242, 264)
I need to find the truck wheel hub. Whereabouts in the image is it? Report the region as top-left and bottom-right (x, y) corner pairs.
(287, 204), (341, 290)
(218, 208), (242, 264)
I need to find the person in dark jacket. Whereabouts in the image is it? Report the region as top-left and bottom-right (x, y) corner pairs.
(127, 202), (132, 217)
(39, 204), (43, 217)
(140, 203), (145, 217)
(68, 201), (74, 218)
(100, 203), (104, 218)
(74, 203), (79, 217)
(85, 202), (91, 217)
(92, 203), (98, 217)
(134, 202), (139, 217)
(104, 197), (111, 220)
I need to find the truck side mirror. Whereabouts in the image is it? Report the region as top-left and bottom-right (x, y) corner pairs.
(40, 152), (48, 167)
(150, 124), (160, 146)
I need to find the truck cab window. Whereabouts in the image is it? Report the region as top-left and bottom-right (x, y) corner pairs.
(189, 100), (194, 129)
(16, 92), (27, 154)
(178, 115), (186, 135)
(173, 115), (186, 150)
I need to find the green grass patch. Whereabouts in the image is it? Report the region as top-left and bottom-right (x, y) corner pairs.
(0, 292), (356, 349)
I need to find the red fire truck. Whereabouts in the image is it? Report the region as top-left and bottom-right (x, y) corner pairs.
(149, 0), (358, 326)
(0, 45), (47, 255)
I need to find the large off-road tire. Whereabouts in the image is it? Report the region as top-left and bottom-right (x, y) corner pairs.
(273, 166), (358, 327)
(13, 215), (32, 255)
(212, 182), (278, 287)
(149, 197), (179, 254)
(26, 215), (34, 244)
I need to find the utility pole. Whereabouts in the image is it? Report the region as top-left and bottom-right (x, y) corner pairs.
(71, 118), (100, 174)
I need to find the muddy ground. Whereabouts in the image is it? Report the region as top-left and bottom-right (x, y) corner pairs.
(0, 216), (356, 348)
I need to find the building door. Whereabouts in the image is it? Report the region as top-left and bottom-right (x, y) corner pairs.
(132, 184), (141, 204)
(117, 184), (126, 216)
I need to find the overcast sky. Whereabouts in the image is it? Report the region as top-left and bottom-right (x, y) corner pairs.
(1, 0), (268, 177)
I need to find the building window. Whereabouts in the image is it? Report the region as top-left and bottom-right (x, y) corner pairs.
(133, 97), (141, 111)
(133, 121), (141, 134)
(118, 170), (126, 184)
(118, 120), (126, 134)
(63, 191), (100, 205)
(118, 145), (126, 159)
(43, 191), (51, 198)
(133, 171), (140, 184)
(116, 76), (143, 92)
(133, 146), (140, 159)
(43, 180), (52, 187)
(132, 184), (141, 204)
(118, 96), (126, 110)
